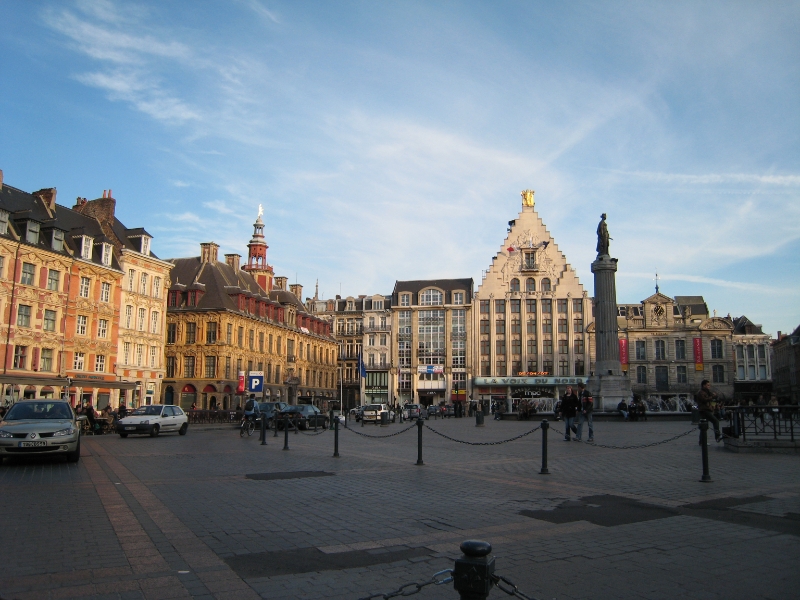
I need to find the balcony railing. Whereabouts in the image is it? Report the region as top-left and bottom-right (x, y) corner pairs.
(364, 325), (391, 333)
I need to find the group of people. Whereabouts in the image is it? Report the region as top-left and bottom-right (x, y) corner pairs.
(558, 382), (594, 442)
(616, 398), (647, 421)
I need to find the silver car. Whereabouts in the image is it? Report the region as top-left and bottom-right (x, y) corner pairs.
(0, 399), (81, 464)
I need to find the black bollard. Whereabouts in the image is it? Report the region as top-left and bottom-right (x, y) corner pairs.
(329, 409), (334, 430)
(475, 409), (484, 427)
(692, 406), (700, 424)
(294, 415), (299, 434)
(273, 415), (278, 437)
(314, 414), (318, 432)
(540, 419), (550, 474)
(416, 418), (424, 466)
(699, 419), (712, 482)
(333, 417), (340, 458)
(453, 540), (495, 600)
(283, 415), (290, 451)
(260, 414), (267, 445)
(380, 411), (389, 427)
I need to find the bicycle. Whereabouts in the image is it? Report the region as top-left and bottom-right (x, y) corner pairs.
(240, 415), (256, 437)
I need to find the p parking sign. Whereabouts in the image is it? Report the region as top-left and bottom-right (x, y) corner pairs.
(248, 371), (264, 393)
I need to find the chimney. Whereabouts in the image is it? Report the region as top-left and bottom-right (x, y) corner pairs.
(73, 194), (116, 227)
(0, 169), (3, 189)
(777, 331), (782, 340)
(290, 283), (303, 300)
(200, 242), (219, 263)
(32, 188), (58, 211)
(224, 253), (241, 271)
(274, 276), (288, 290)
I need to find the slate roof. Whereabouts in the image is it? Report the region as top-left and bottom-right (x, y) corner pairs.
(167, 256), (270, 312)
(392, 278), (474, 305)
(674, 295), (708, 317)
(733, 316), (765, 335)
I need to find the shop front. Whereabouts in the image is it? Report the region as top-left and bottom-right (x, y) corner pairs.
(473, 376), (589, 414)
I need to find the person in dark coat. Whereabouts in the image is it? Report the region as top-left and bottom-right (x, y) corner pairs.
(560, 386), (580, 441)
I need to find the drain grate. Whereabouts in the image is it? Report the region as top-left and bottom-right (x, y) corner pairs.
(245, 471), (335, 481)
(225, 545), (433, 578)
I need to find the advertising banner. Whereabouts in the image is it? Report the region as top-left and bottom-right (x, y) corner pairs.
(619, 339), (629, 365)
(693, 338), (704, 371)
(417, 365), (444, 374)
(237, 371), (245, 393)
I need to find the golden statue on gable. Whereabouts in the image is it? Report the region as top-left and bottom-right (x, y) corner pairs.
(521, 189), (535, 207)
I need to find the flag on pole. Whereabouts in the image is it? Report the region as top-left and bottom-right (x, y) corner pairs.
(357, 353), (367, 378)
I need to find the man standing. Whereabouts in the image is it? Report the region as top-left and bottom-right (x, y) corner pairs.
(696, 379), (722, 442)
(560, 386), (580, 441)
(576, 382), (594, 442)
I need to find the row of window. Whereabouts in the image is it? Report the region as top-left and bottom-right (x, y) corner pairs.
(480, 338), (584, 356)
(399, 289), (466, 307)
(480, 298), (582, 315)
(506, 277), (555, 293)
(123, 306), (161, 333)
(127, 269), (162, 298)
(1, 258), (115, 300)
(635, 365), (726, 385)
(166, 355), (332, 387)
(480, 359), (585, 377)
(631, 339), (723, 361)
(10, 346), (130, 373)
(481, 317), (584, 334)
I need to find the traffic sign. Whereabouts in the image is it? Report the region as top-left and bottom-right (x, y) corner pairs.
(248, 371), (264, 392)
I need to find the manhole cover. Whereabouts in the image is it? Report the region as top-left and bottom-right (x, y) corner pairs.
(245, 471), (335, 481)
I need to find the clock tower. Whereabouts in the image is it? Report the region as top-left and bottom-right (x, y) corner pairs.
(242, 210), (274, 292)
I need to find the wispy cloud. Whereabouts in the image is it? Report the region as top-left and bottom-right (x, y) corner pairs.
(607, 170), (800, 186)
(202, 200), (236, 214)
(242, 0), (280, 24)
(621, 271), (792, 295)
(169, 179), (191, 188)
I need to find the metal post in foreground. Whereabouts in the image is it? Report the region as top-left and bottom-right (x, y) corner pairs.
(329, 409), (334, 430)
(453, 540), (495, 600)
(283, 415), (290, 451)
(260, 414), (267, 445)
(416, 418), (424, 466)
(294, 416), (299, 434)
(475, 409), (484, 427)
(699, 419), (712, 482)
(273, 415), (278, 437)
(333, 417), (340, 458)
(540, 419), (550, 474)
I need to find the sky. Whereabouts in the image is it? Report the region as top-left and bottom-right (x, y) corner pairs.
(0, 0), (798, 336)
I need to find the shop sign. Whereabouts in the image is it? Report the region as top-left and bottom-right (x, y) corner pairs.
(473, 377), (588, 386)
(511, 387), (553, 398)
(417, 365), (444, 374)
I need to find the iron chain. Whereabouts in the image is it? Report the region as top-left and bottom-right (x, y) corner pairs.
(491, 573), (540, 600)
(298, 426), (329, 436)
(344, 422), (418, 439)
(571, 427), (696, 449)
(357, 569), (453, 600)
(424, 423), (541, 446)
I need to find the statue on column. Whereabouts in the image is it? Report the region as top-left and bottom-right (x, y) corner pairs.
(596, 213), (611, 255)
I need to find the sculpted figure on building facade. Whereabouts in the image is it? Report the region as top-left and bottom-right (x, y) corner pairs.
(521, 189), (535, 207)
(596, 213), (611, 256)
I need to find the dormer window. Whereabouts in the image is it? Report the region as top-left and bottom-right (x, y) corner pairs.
(0, 210), (8, 235)
(80, 236), (93, 260)
(26, 221), (40, 245)
(51, 230), (64, 252)
(419, 289), (443, 306)
(347, 301), (354, 311)
(374, 300), (383, 310)
(141, 236), (151, 255)
(101, 243), (113, 267)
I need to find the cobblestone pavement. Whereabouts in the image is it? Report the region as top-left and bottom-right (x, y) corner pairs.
(1, 417), (799, 600)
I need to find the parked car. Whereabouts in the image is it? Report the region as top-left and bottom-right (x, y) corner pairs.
(362, 404), (396, 424)
(117, 405), (188, 437)
(405, 404), (422, 420)
(257, 401), (289, 425)
(427, 405), (442, 419)
(442, 404), (455, 418)
(0, 399), (81, 464)
(276, 405), (329, 430)
(350, 406), (364, 422)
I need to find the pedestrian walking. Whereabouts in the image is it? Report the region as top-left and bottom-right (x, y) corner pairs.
(560, 386), (580, 441)
(695, 379), (722, 442)
(576, 382), (594, 442)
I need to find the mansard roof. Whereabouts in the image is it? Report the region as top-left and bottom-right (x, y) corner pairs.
(674, 295), (709, 316)
(733, 315), (765, 335)
(167, 256), (270, 312)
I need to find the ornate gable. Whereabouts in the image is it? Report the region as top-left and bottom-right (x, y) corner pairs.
(699, 317), (734, 332)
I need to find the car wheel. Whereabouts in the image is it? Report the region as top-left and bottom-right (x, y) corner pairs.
(150, 424), (160, 437)
(119, 433), (128, 438)
(66, 439), (81, 463)
(178, 423), (188, 436)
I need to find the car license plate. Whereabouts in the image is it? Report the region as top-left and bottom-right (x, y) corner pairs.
(125, 427), (136, 430)
(19, 441), (46, 447)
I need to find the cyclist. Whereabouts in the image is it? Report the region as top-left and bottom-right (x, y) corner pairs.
(243, 394), (261, 427)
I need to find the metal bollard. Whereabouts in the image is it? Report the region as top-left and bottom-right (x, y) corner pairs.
(699, 419), (712, 482)
(333, 417), (340, 458)
(692, 406), (700, 424)
(475, 410), (484, 427)
(362, 412), (365, 427)
(273, 415), (278, 437)
(453, 540), (495, 600)
(314, 415), (318, 432)
(380, 412), (389, 427)
(283, 415), (290, 451)
(260, 414), (267, 445)
(294, 416), (299, 434)
(540, 419), (550, 474)
(329, 409), (334, 430)
(416, 418), (424, 466)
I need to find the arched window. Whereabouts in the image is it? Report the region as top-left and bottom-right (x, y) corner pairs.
(526, 278), (536, 292)
(419, 289), (443, 305)
(510, 278), (520, 292)
(541, 278), (551, 292)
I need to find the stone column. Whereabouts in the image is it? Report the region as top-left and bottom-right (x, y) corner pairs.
(592, 255), (622, 377)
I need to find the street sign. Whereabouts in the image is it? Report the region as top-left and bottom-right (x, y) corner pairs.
(248, 371), (264, 392)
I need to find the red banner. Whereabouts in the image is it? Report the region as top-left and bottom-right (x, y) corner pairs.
(619, 339), (629, 365)
(237, 371), (245, 393)
(693, 338), (703, 369)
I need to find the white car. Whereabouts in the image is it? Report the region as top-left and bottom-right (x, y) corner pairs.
(361, 404), (396, 424)
(117, 405), (188, 437)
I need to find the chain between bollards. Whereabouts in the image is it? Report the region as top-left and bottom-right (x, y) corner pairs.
(539, 419), (549, 474)
(699, 419), (712, 482)
(416, 418), (424, 465)
(333, 415), (340, 457)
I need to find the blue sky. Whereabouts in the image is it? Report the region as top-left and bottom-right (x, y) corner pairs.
(1, 0), (798, 336)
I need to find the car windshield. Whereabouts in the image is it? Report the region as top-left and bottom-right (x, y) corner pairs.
(129, 406), (163, 416)
(4, 402), (73, 420)
(281, 406), (302, 413)
(364, 405), (383, 411)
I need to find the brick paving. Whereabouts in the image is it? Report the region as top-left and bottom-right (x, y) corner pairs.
(1, 417), (799, 599)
